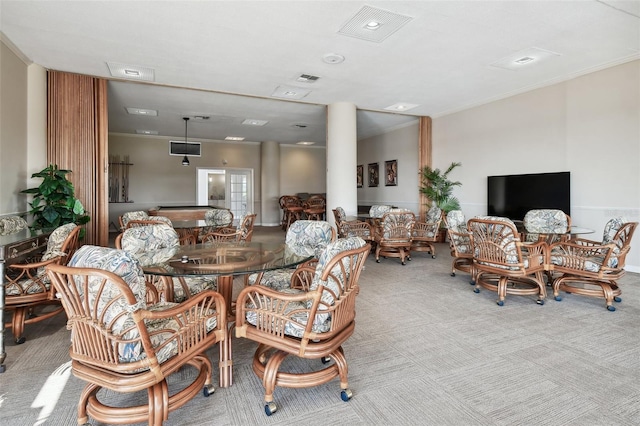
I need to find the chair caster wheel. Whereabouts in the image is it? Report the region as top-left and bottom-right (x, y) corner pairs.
(341, 389), (353, 401)
(0, 364), (5, 373)
(432, 255), (436, 259)
(321, 356), (331, 364)
(469, 281), (475, 285)
(554, 296), (562, 301)
(473, 288), (480, 293)
(15, 337), (26, 345)
(376, 259), (380, 263)
(614, 296), (622, 303)
(203, 384), (215, 397)
(536, 299), (544, 305)
(497, 300), (504, 306)
(450, 272), (456, 277)
(401, 261), (406, 265)
(607, 305), (616, 312)
(265, 401), (277, 416)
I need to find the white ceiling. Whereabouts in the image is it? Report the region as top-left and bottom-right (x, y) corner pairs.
(1, 1), (638, 146)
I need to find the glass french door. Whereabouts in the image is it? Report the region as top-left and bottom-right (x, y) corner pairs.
(197, 168), (253, 223)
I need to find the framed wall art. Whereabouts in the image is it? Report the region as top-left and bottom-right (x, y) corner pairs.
(385, 159), (398, 186)
(368, 162), (379, 187)
(357, 165), (363, 188)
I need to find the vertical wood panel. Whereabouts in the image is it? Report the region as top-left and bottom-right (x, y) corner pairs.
(47, 71), (108, 246)
(418, 116), (432, 220)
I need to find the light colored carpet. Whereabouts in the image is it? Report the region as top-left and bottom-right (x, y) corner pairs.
(2, 227), (639, 425)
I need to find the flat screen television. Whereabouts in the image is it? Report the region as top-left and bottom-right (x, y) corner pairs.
(487, 171), (570, 221)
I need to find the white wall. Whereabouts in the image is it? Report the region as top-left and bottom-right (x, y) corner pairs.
(357, 121), (420, 213)
(433, 60), (640, 271)
(109, 134), (327, 228)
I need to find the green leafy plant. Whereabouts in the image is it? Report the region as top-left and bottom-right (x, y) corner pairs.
(419, 161), (462, 214)
(21, 164), (90, 233)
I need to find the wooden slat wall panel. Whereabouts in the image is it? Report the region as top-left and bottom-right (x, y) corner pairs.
(418, 116), (432, 221)
(47, 71), (108, 246)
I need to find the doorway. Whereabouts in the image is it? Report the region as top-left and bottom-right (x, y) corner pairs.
(197, 168), (254, 222)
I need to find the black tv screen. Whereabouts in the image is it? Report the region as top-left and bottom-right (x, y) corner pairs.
(487, 172), (570, 221)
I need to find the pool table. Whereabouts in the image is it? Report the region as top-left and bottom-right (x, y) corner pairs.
(148, 205), (223, 221)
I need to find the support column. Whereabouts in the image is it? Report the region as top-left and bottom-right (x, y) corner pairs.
(260, 141), (280, 226)
(326, 102), (357, 228)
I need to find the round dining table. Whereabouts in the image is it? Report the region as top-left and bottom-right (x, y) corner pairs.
(132, 241), (313, 388)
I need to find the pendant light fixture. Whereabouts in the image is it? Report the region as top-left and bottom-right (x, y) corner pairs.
(181, 117), (190, 166)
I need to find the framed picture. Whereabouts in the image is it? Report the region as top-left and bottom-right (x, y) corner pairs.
(356, 165), (363, 188)
(385, 160), (398, 186)
(368, 163), (379, 187)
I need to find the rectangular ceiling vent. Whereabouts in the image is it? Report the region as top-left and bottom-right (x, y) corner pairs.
(169, 141), (201, 157)
(338, 5), (412, 43)
(296, 74), (320, 83)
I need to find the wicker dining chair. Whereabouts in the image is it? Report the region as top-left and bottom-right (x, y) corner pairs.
(118, 210), (150, 230)
(372, 209), (415, 265)
(46, 245), (227, 426)
(115, 223), (217, 302)
(4, 223), (80, 343)
(468, 216), (546, 306)
(411, 204), (442, 259)
(246, 220), (336, 290)
(303, 194), (326, 221)
(332, 207), (373, 242)
(444, 210), (474, 279)
(549, 217), (637, 311)
(236, 237), (370, 416)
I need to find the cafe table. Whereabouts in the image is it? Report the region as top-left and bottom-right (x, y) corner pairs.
(132, 241), (313, 388)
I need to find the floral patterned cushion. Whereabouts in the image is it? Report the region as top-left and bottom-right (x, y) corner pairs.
(602, 217), (626, 254)
(0, 216), (28, 235)
(369, 205), (392, 218)
(446, 210), (468, 233)
(425, 205), (442, 223)
(42, 223), (78, 261)
(121, 211), (149, 229)
(381, 210), (415, 240)
(469, 216), (521, 269)
(204, 209), (233, 227)
(335, 207), (347, 222)
(523, 209), (569, 242)
(285, 220), (334, 258)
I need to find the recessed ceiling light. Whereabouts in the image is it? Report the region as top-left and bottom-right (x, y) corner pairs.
(384, 103), (419, 112)
(225, 136), (245, 141)
(136, 129), (158, 135)
(106, 62), (155, 81)
(242, 119), (268, 126)
(126, 107), (158, 116)
(514, 56), (535, 64)
(364, 21), (382, 30)
(322, 53), (345, 64)
(297, 141), (315, 146)
(490, 47), (561, 71)
(271, 85), (310, 100)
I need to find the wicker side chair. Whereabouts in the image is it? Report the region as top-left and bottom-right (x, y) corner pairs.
(46, 245), (227, 426)
(118, 210), (149, 230)
(236, 213), (257, 242)
(4, 223), (80, 343)
(332, 207), (372, 242)
(468, 216), (547, 306)
(444, 210), (474, 279)
(523, 209), (572, 243)
(200, 208), (234, 241)
(115, 223), (217, 302)
(282, 195), (304, 230)
(201, 227), (242, 244)
(373, 209), (416, 265)
(303, 194), (326, 221)
(246, 220), (336, 290)
(549, 217), (638, 311)
(236, 237), (370, 416)
(411, 204), (442, 259)
(0, 215), (28, 235)
(124, 216), (195, 245)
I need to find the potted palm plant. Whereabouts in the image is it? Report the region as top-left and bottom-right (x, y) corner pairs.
(419, 161), (462, 241)
(21, 164), (90, 235)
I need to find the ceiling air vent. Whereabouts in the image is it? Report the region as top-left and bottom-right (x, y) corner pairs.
(296, 74), (320, 83)
(170, 141), (201, 157)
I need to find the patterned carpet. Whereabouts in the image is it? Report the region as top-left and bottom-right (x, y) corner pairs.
(2, 227), (639, 425)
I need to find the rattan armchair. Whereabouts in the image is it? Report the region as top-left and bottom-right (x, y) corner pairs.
(332, 207), (372, 242)
(115, 223), (217, 302)
(303, 194), (326, 220)
(200, 208), (234, 241)
(46, 245), (227, 426)
(549, 217), (637, 311)
(468, 216), (546, 306)
(444, 210), (474, 279)
(411, 204), (442, 259)
(235, 237), (370, 416)
(4, 223), (80, 344)
(372, 209), (416, 265)
(118, 210), (149, 230)
(246, 220), (336, 290)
